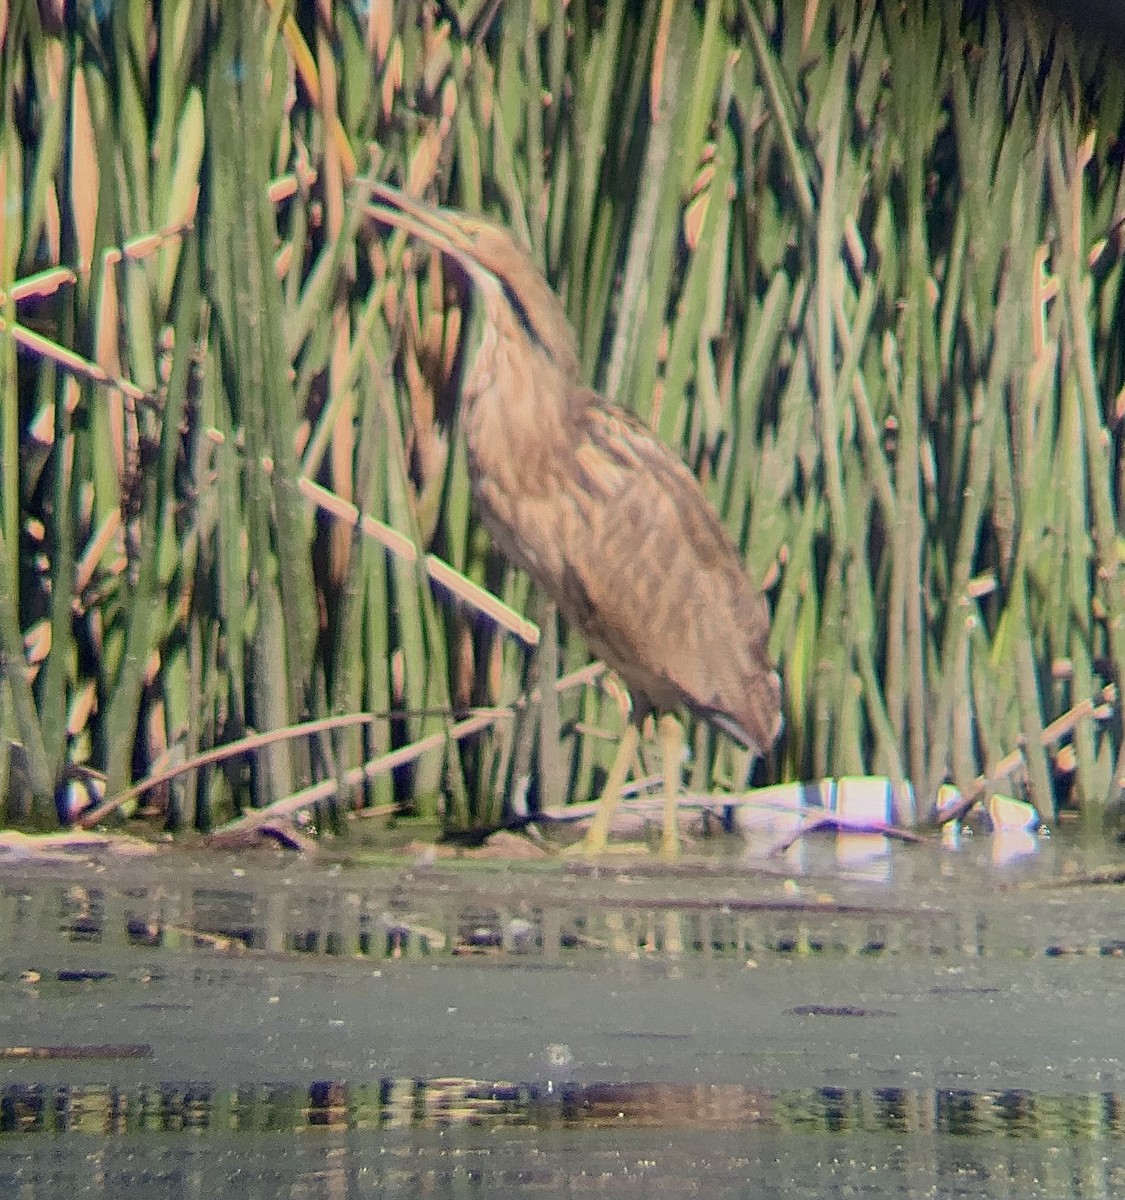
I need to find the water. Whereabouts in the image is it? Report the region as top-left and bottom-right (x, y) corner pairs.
(2, 833), (1124, 1197)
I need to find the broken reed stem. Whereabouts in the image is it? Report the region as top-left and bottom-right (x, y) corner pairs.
(300, 477), (541, 645)
(929, 687), (1114, 827)
(189, 664), (608, 838)
(76, 713), (376, 828)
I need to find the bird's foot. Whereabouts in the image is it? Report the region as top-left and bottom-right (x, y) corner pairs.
(560, 833), (649, 857)
(560, 820), (681, 858)
(659, 830), (681, 860)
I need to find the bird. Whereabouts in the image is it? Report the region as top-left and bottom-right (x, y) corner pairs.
(367, 181), (782, 857)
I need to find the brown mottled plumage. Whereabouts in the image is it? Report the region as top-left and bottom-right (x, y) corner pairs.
(368, 182), (782, 855)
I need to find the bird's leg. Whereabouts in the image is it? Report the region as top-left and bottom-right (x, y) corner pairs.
(534, 599), (565, 814)
(658, 713), (683, 859)
(572, 722), (640, 855)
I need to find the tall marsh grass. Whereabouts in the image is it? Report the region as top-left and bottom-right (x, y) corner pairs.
(1, 0), (1123, 832)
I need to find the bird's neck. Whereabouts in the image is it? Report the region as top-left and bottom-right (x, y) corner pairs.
(461, 328), (575, 483)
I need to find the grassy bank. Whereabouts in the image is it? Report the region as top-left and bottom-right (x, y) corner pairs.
(1, 0), (1123, 833)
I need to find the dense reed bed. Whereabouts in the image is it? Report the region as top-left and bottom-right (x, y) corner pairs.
(1, 0), (1123, 833)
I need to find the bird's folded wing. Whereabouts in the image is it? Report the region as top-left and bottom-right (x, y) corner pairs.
(555, 399), (779, 749)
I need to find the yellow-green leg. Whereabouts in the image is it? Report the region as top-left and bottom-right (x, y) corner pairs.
(658, 713), (683, 859)
(570, 723), (640, 855)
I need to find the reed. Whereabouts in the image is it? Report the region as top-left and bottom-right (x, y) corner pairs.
(1, 1), (1122, 832)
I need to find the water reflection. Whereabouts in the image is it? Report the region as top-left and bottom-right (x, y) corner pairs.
(4, 1077), (1125, 1200)
(6, 861), (1125, 969)
(4, 1077), (1124, 1139)
(2, 877), (985, 964)
(3, 1124), (1122, 1200)
(3, 857), (1125, 1199)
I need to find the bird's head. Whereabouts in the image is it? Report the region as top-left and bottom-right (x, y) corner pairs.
(366, 182), (579, 382)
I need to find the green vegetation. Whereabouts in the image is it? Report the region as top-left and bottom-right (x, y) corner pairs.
(1, 0), (1123, 833)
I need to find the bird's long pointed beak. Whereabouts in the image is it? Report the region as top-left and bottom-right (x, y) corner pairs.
(364, 178), (580, 377)
(364, 181), (478, 273)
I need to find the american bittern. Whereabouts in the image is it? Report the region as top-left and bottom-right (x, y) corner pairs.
(369, 182), (782, 857)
